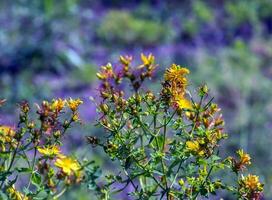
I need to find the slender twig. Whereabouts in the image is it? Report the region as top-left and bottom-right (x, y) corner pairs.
(155, 109), (177, 129)
(189, 96), (204, 137)
(26, 146), (37, 189)
(169, 160), (183, 189)
(53, 187), (67, 200)
(0, 141), (20, 189)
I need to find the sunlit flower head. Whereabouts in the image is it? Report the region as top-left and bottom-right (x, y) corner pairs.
(66, 98), (83, 112)
(237, 149), (251, 166)
(164, 64), (190, 107)
(174, 95), (192, 110)
(0, 125), (15, 134)
(37, 145), (61, 158)
(55, 155), (81, 176)
(185, 140), (204, 156)
(119, 55), (132, 66)
(164, 64), (190, 84)
(0, 125), (15, 143)
(51, 98), (65, 112)
(96, 63), (114, 80)
(139, 53), (155, 67)
(240, 174), (263, 191)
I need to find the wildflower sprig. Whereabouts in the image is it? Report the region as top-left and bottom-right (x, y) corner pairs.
(91, 54), (264, 199)
(0, 98), (93, 199)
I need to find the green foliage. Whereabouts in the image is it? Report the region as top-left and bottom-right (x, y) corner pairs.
(225, 0), (259, 26)
(193, 1), (214, 23)
(97, 10), (171, 45)
(90, 54), (263, 199)
(0, 98), (96, 199)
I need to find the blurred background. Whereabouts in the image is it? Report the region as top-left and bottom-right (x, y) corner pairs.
(0, 0), (272, 199)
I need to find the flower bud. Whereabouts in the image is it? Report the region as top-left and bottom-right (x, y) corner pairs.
(199, 84), (209, 97)
(178, 179), (185, 186)
(53, 130), (61, 138)
(27, 121), (35, 129)
(100, 104), (109, 114)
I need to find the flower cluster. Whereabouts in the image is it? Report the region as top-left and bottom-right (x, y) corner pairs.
(97, 53), (157, 98)
(0, 126), (17, 151)
(228, 149), (263, 199)
(0, 98), (92, 199)
(184, 101), (227, 158)
(91, 54), (264, 199)
(232, 149), (251, 172)
(163, 64), (191, 110)
(238, 174), (263, 200)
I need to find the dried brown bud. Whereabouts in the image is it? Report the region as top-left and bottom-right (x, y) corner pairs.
(86, 136), (99, 147)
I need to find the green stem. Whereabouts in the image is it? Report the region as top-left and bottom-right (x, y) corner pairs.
(53, 187), (67, 199)
(161, 113), (169, 199)
(190, 96), (204, 137)
(169, 160), (183, 189)
(155, 109), (177, 129)
(26, 146), (37, 189)
(0, 142), (20, 189)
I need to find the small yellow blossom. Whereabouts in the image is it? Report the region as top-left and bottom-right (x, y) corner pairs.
(67, 98), (83, 112)
(0, 125), (15, 134)
(206, 130), (225, 146)
(240, 174), (263, 191)
(55, 155), (81, 176)
(139, 53), (155, 68)
(0, 126), (15, 143)
(119, 55), (132, 66)
(175, 96), (192, 110)
(51, 98), (65, 112)
(164, 64), (190, 84)
(164, 64), (191, 108)
(237, 149), (251, 166)
(96, 72), (106, 80)
(185, 140), (204, 156)
(37, 145), (60, 157)
(96, 63), (114, 80)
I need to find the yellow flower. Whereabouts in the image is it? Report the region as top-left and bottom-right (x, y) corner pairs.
(6, 185), (29, 200)
(175, 96), (192, 110)
(164, 64), (190, 107)
(96, 63), (114, 80)
(164, 64), (190, 84)
(37, 145), (60, 157)
(241, 174), (263, 191)
(67, 98), (83, 112)
(119, 55), (132, 66)
(185, 140), (204, 156)
(55, 155), (81, 176)
(206, 130), (225, 146)
(0, 125), (15, 134)
(237, 149), (251, 166)
(0, 126), (15, 143)
(51, 98), (65, 112)
(139, 53), (155, 68)
(186, 140), (199, 151)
